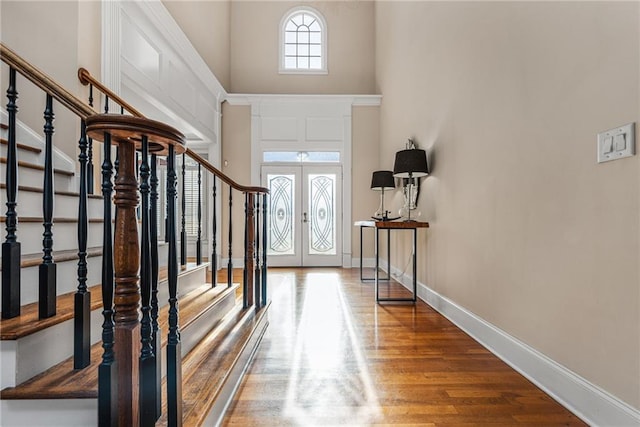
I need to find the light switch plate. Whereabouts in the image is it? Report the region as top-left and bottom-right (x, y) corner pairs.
(597, 123), (635, 163)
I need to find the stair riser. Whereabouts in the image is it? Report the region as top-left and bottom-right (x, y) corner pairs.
(0, 164), (75, 192)
(163, 290), (236, 379)
(0, 222), (103, 255)
(0, 144), (41, 164)
(0, 399), (97, 427)
(0, 309), (103, 388)
(0, 110), (76, 174)
(1, 264), (209, 389)
(0, 191), (105, 220)
(0, 256), (102, 308)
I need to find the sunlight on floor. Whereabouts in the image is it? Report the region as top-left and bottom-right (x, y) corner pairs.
(284, 272), (381, 425)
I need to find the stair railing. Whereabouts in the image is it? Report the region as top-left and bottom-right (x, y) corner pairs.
(1, 43), (268, 426)
(77, 68), (270, 425)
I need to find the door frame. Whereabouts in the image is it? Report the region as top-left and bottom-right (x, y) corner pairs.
(241, 96), (358, 267)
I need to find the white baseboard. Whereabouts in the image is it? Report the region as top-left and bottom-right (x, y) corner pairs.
(385, 265), (640, 427)
(220, 258), (245, 268)
(350, 257), (376, 269)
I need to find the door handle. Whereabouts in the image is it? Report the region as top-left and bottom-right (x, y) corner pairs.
(303, 212), (308, 223)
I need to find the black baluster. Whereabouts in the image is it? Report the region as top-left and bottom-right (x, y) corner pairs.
(196, 164), (202, 265)
(243, 193), (248, 309)
(74, 120), (91, 369)
(227, 188), (233, 287)
(98, 132), (117, 427)
(167, 146), (183, 426)
(135, 152), (140, 220)
(262, 193), (268, 306)
(88, 138), (94, 195)
(211, 176), (217, 287)
(180, 154), (186, 266)
(2, 67), (20, 319)
(139, 136), (155, 426)
(104, 95), (109, 114)
(39, 94), (56, 319)
(88, 84), (94, 108)
(150, 154), (162, 420)
(87, 84), (94, 195)
(114, 148), (119, 180)
(253, 193), (262, 308)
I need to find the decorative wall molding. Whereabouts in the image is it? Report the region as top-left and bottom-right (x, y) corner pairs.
(225, 94), (381, 107)
(102, 0), (226, 147)
(381, 265), (640, 427)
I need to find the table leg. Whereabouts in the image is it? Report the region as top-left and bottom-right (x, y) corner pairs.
(359, 226), (364, 281)
(375, 227), (379, 301)
(386, 228), (390, 281)
(412, 227), (417, 302)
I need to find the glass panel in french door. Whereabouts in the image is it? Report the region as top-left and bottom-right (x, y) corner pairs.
(263, 166), (302, 267)
(302, 165), (342, 266)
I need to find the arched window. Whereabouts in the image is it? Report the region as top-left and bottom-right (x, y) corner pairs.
(280, 7), (327, 74)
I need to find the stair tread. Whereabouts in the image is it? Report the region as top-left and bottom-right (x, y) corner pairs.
(0, 137), (42, 154)
(0, 157), (74, 176)
(0, 283), (103, 340)
(0, 277), (239, 399)
(0, 183), (102, 199)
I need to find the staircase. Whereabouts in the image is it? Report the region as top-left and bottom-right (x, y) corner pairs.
(0, 43), (270, 426)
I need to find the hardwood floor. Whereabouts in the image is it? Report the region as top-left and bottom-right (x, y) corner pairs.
(222, 268), (587, 426)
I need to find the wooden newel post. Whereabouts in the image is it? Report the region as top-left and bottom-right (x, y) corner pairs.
(86, 114), (186, 427)
(113, 141), (141, 426)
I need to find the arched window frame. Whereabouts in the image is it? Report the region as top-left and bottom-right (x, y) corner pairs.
(279, 6), (328, 75)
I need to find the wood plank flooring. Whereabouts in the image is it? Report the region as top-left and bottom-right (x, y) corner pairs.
(222, 268), (587, 426)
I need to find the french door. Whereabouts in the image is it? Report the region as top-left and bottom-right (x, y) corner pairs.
(262, 165), (342, 267)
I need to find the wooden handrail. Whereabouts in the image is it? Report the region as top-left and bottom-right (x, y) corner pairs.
(78, 67), (143, 117)
(77, 67), (268, 195)
(186, 149), (268, 194)
(0, 43), (95, 119)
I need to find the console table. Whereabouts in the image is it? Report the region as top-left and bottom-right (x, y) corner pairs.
(372, 220), (429, 303)
(354, 220), (390, 282)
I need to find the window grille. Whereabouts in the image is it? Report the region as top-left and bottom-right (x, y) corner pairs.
(280, 7), (327, 73)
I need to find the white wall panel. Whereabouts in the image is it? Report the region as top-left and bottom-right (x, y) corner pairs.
(121, 12), (160, 83)
(306, 117), (343, 141)
(261, 117), (298, 141)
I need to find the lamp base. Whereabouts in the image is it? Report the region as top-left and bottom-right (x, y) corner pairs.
(372, 211), (400, 221)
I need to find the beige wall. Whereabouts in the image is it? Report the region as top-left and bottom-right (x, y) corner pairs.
(352, 105), (381, 259)
(230, 1), (375, 94)
(220, 103), (252, 257)
(376, 1), (640, 409)
(0, 1), (101, 161)
(163, 0), (231, 91)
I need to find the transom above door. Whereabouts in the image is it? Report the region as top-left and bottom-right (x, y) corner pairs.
(262, 164), (342, 267)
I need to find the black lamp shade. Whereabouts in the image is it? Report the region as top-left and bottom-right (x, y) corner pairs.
(393, 149), (429, 178)
(370, 170), (395, 191)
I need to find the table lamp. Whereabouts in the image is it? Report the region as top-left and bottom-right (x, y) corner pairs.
(393, 145), (429, 221)
(370, 170), (398, 221)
